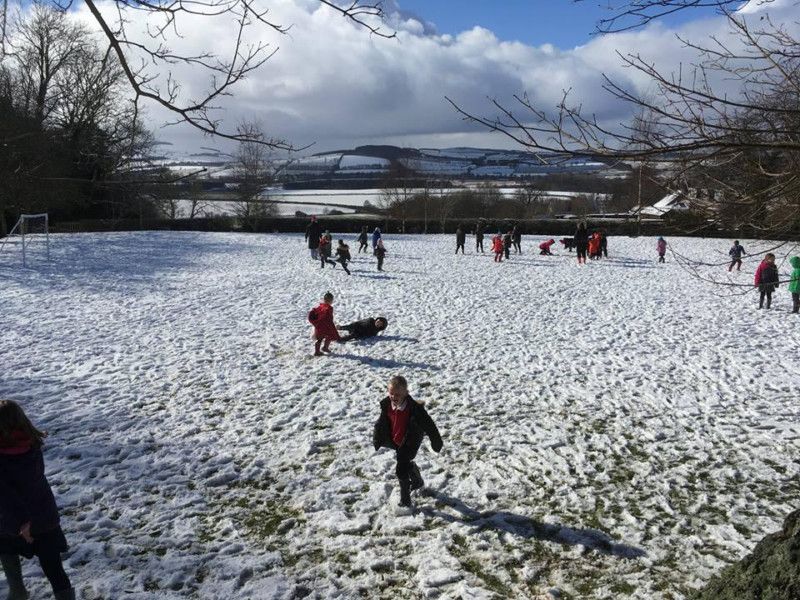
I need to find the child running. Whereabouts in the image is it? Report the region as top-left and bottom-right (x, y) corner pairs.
(789, 256), (800, 314)
(754, 253), (779, 309)
(335, 240), (351, 275)
(357, 227), (369, 253)
(657, 237), (667, 263)
(319, 232), (336, 268)
(729, 240), (746, 271)
(372, 376), (443, 508)
(308, 292), (340, 355)
(0, 400), (74, 600)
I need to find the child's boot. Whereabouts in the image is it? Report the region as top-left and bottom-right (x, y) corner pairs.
(1, 554), (29, 600)
(410, 463), (424, 491)
(398, 480), (412, 507)
(53, 589), (76, 600)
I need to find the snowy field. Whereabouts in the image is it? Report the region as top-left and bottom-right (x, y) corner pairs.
(1, 231), (798, 599)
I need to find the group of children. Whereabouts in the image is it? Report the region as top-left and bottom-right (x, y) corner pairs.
(307, 221), (387, 274)
(657, 237), (799, 312)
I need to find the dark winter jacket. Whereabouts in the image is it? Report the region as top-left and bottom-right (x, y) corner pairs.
(343, 318), (382, 339)
(0, 446), (61, 537)
(729, 243), (746, 259)
(512, 226), (521, 243)
(357, 230), (368, 244)
(336, 245), (351, 262)
(574, 227), (589, 244)
(754, 260), (779, 291)
(375, 245), (387, 259)
(456, 229), (466, 244)
(305, 221), (322, 249)
(373, 396), (443, 453)
(503, 233), (512, 249)
(475, 225), (484, 240)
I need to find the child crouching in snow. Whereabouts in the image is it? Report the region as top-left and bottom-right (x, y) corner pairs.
(308, 292), (340, 356)
(0, 400), (75, 600)
(373, 376), (443, 508)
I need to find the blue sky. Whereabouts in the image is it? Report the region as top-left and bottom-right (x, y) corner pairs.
(396, 0), (724, 48)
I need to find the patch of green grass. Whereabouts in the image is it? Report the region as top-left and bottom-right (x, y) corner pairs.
(240, 500), (302, 541)
(610, 580), (636, 594)
(459, 557), (511, 596)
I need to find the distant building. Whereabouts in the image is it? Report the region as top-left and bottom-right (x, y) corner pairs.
(634, 192), (692, 219)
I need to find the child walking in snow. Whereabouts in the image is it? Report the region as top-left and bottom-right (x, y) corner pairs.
(492, 234), (504, 262)
(375, 239), (387, 272)
(308, 292), (340, 355)
(319, 232), (336, 268)
(789, 256), (800, 314)
(372, 376), (443, 508)
(357, 227), (369, 253)
(335, 240), (351, 275)
(0, 400), (75, 600)
(503, 231), (513, 260)
(657, 237), (667, 263)
(729, 240), (746, 271)
(754, 253), (779, 309)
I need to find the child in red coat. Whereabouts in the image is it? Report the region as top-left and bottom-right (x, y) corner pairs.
(491, 234), (504, 262)
(308, 292), (340, 356)
(539, 239), (555, 255)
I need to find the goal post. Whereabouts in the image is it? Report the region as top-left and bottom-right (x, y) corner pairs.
(0, 213), (50, 266)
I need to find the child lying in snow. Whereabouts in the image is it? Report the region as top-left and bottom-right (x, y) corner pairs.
(372, 375), (443, 508)
(338, 317), (388, 342)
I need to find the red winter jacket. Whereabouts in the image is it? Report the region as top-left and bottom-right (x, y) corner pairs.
(754, 260), (779, 287)
(491, 236), (504, 253)
(588, 234), (601, 254)
(539, 239), (555, 250)
(308, 303), (339, 340)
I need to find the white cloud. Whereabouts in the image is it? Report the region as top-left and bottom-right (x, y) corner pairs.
(70, 0), (800, 153)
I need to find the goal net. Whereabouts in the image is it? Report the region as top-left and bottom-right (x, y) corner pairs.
(0, 213), (50, 267)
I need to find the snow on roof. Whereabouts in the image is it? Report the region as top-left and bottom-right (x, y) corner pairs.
(640, 192), (690, 217)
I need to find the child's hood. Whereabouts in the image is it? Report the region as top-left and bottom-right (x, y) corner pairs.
(791, 256), (800, 269)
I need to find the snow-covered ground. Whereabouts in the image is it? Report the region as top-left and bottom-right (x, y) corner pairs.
(1, 232), (798, 599)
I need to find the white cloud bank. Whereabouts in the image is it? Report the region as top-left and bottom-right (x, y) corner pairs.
(75, 0), (799, 153)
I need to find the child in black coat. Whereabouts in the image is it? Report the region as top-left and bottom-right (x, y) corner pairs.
(0, 400), (74, 600)
(373, 376), (443, 507)
(375, 240), (387, 272)
(335, 240), (351, 275)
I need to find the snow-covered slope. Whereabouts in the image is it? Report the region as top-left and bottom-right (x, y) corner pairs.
(0, 233), (797, 599)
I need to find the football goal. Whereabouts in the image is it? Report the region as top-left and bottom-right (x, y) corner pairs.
(0, 213), (50, 267)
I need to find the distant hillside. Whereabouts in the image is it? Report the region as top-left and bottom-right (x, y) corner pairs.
(151, 143), (630, 182)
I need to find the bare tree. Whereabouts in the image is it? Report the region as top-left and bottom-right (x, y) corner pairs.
(380, 162), (418, 233)
(447, 2), (800, 235)
(232, 121), (277, 230)
(0, 1), (395, 147)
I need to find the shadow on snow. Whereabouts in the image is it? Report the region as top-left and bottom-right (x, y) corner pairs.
(420, 490), (647, 560)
